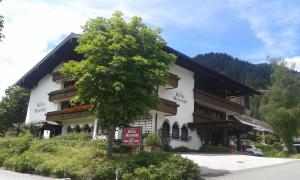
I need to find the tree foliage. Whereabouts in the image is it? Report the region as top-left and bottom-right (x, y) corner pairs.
(61, 11), (175, 158)
(0, 85), (30, 135)
(259, 62), (300, 152)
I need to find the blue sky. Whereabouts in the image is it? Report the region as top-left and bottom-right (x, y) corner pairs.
(0, 0), (300, 97)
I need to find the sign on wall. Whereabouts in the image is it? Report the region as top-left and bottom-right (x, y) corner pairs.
(173, 91), (188, 104)
(34, 102), (47, 113)
(122, 127), (142, 146)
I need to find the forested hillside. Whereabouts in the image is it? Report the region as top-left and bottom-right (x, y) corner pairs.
(193, 53), (272, 90)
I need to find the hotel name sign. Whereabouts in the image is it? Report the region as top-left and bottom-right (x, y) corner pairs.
(34, 102), (47, 113)
(173, 91), (187, 104)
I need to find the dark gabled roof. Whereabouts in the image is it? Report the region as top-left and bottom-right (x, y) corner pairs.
(16, 33), (81, 89)
(16, 33), (260, 96)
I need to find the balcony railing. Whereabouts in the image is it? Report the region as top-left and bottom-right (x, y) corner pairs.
(193, 112), (224, 123)
(194, 89), (243, 114)
(52, 71), (180, 88)
(167, 73), (180, 88)
(49, 86), (77, 102)
(52, 71), (66, 81)
(46, 105), (90, 122)
(155, 98), (179, 115)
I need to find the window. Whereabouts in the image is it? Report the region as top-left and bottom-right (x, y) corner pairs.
(172, 123), (179, 139)
(181, 125), (188, 140)
(162, 121), (170, 138)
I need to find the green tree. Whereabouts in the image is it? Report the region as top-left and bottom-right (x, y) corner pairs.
(259, 62), (300, 153)
(61, 11), (175, 158)
(0, 85), (30, 135)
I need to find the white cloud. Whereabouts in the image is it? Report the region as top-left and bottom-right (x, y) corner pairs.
(229, 0), (300, 59)
(0, 0), (229, 98)
(284, 57), (300, 72)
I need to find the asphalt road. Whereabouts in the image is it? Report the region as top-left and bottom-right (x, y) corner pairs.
(202, 160), (300, 180)
(0, 168), (59, 180)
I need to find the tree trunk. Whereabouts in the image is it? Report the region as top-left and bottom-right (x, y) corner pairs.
(107, 123), (115, 158)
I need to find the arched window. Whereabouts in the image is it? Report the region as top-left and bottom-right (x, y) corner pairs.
(181, 125), (188, 140)
(172, 123), (179, 139)
(83, 124), (91, 133)
(162, 121), (170, 138)
(74, 125), (81, 133)
(67, 126), (72, 133)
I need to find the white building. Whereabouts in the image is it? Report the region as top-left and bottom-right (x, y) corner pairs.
(17, 33), (262, 150)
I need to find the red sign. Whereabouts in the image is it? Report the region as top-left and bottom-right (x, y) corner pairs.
(122, 127), (142, 145)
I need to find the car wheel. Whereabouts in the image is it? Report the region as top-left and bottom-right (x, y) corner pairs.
(249, 152), (254, 156)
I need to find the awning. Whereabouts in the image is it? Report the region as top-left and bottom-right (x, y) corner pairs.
(233, 115), (273, 133)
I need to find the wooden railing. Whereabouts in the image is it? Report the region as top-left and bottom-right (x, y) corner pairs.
(52, 71), (65, 81)
(167, 73), (180, 88)
(193, 112), (225, 123)
(48, 86), (77, 102)
(155, 98), (178, 115)
(52, 71), (180, 88)
(194, 89), (243, 114)
(46, 105), (90, 122)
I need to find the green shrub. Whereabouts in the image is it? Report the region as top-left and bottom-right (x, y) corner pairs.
(121, 152), (170, 174)
(55, 132), (91, 141)
(88, 160), (117, 180)
(199, 145), (231, 153)
(122, 155), (200, 180)
(145, 133), (160, 146)
(158, 155), (200, 180)
(172, 146), (192, 152)
(112, 144), (131, 153)
(8, 132), (32, 154)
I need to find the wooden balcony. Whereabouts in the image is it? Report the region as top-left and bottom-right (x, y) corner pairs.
(52, 71), (180, 88)
(52, 71), (66, 81)
(46, 105), (90, 122)
(49, 86), (77, 102)
(167, 73), (180, 88)
(193, 112), (225, 123)
(155, 98), (179, 116)
(194, 89), (243, 114)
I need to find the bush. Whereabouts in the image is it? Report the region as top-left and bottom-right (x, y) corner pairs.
(199, 145), (231, 153)
(172, 146), (192, 152)
(89, 160), (117, 180)
(121, 152), (170, 174)
(55, 132), (91, 141)
(158, 155), (200, 180)
(122, 155), (200, 180)
(145, 133), (160, 146)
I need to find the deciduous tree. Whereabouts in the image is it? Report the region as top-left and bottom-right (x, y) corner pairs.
(259, 62), (300, 153)
(0, 85), (29, 135)
(62, 11), (175, 158)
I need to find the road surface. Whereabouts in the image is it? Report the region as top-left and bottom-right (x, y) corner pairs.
(202, 160), (300, 180)
(0, 168), (59, 180)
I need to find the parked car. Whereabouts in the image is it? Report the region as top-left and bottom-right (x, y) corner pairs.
(246, 145), (263, 156)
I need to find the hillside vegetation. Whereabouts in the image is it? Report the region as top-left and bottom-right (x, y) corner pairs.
(194, 53), (272, 90)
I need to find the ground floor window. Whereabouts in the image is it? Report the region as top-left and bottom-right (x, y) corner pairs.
(162, 121), (170, 138)
(172, 123), (179, 139)
(181, 125), (188, 140)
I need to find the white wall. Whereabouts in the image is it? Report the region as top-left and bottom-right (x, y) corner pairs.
(157, 64), (202, 150)
(25, 74), (62, 124)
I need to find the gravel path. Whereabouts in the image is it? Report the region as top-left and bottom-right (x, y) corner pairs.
(181, 153), (298, 176)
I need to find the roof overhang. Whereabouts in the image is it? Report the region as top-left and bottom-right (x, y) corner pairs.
(16, 33), (260, 97)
